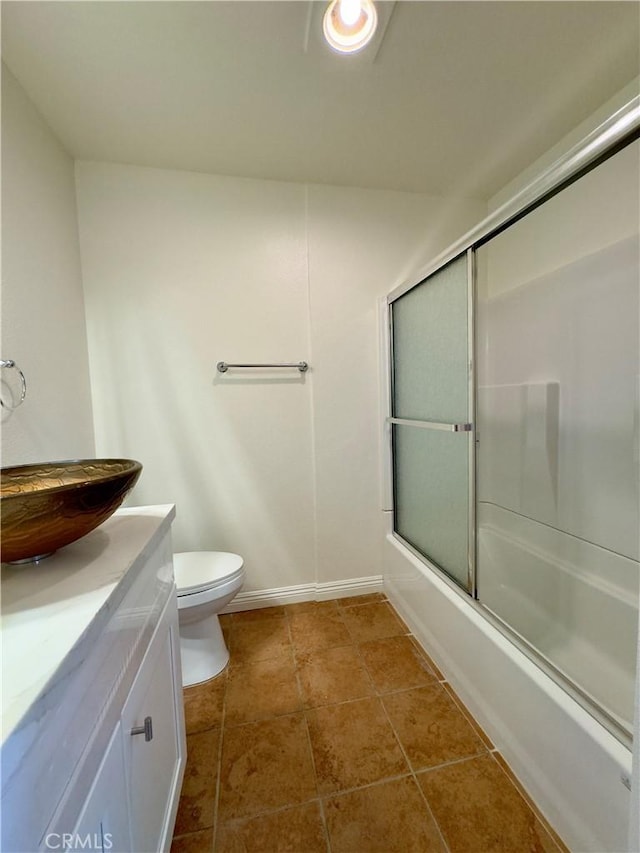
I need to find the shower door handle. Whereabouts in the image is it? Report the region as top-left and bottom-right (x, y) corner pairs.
(388, 417), (473, 432)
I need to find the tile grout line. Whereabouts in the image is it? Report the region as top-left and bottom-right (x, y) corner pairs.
(440, 681), (495, 751)
(221, 647), (382, 724)
(211, 652), (230, 850)
(285, 606), (334, 853)
(287, 602), (449, 847)
(319, 770), (421, 802)
(416, 751), (494, 777)
(215, 795), (329, 830)
(407, 634), (446, 681)
(350, 633), (453, 853)
(488, 752), (569, 852)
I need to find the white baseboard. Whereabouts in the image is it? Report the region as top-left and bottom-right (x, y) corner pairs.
(222, 575), (384, 612)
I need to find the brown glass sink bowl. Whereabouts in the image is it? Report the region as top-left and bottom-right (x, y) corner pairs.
(1, 459), (142, 563)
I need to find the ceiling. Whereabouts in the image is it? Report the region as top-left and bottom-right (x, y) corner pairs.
(2, 1), (638, 199)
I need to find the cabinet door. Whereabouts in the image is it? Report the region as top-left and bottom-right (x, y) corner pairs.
(68, 722), (131, 853)
(121, 620), (182, 853)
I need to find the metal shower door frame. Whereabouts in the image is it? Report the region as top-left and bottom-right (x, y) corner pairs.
(387, 247), (477, 596)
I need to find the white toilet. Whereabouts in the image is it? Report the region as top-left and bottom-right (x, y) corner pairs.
(173, 551), (245, 687)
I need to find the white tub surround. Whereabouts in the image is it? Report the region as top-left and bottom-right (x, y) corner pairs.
(1, 505), (186, 853)
(478, 503), (638, 734)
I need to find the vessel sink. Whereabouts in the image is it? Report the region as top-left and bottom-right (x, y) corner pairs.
(1, 459), (142, 563)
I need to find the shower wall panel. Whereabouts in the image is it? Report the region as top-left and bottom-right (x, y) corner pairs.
(478, 234), (639, 561)
(476, 139), (640, 733)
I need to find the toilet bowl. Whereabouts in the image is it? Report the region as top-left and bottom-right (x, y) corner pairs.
(174, 551), (244, 687)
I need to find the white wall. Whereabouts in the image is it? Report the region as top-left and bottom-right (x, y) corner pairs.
(1, 66), (95, 464)
(76, 163), (315, 593)
(75, 160), (483, 593)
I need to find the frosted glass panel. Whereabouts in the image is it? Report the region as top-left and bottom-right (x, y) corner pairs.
(392, 254), (469, 423)
(393, 425), (469, 588)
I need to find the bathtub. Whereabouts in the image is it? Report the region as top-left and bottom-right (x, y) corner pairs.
(383, 510), (636, 853)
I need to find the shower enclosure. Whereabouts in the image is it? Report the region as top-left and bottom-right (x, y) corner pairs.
(387, 103), (639, 745)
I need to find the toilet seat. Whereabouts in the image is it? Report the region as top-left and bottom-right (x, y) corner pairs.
(174, 551), (244, 596)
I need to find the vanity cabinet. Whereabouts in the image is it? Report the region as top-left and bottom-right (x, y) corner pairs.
(67, 594), (185, 852)
(1, 506), (186, 853)
(121, 595), (184, 853)
(71, 723), (130, 852)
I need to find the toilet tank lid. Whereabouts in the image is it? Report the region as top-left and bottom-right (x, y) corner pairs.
(173, 551), (244, 594)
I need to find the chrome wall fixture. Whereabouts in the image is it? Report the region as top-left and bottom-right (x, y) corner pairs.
(0, 360), (27, 409)
(216, 361), (309, 373)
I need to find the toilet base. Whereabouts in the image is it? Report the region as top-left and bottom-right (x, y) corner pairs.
(178, 612), (229, 687)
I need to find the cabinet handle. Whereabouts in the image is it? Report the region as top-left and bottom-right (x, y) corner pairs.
(131, 716), (153, 742)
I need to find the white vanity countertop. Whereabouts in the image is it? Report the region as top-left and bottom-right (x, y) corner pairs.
(1, 503), (176, 747)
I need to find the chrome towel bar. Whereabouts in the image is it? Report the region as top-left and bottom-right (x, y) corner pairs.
(217, 361), (308, 373)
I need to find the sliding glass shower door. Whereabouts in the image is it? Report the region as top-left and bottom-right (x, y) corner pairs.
(475, 138), (640, 735)
(389, 252), (474, 591)
(386, 112), (639, 742)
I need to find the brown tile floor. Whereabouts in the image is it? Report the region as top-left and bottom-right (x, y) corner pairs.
(171, 594), (569, 853)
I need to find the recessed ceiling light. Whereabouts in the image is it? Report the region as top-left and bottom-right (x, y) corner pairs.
(323, 0), (378, 55)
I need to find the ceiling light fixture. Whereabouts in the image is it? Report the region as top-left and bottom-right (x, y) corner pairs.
(323, 0), (378, 54)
